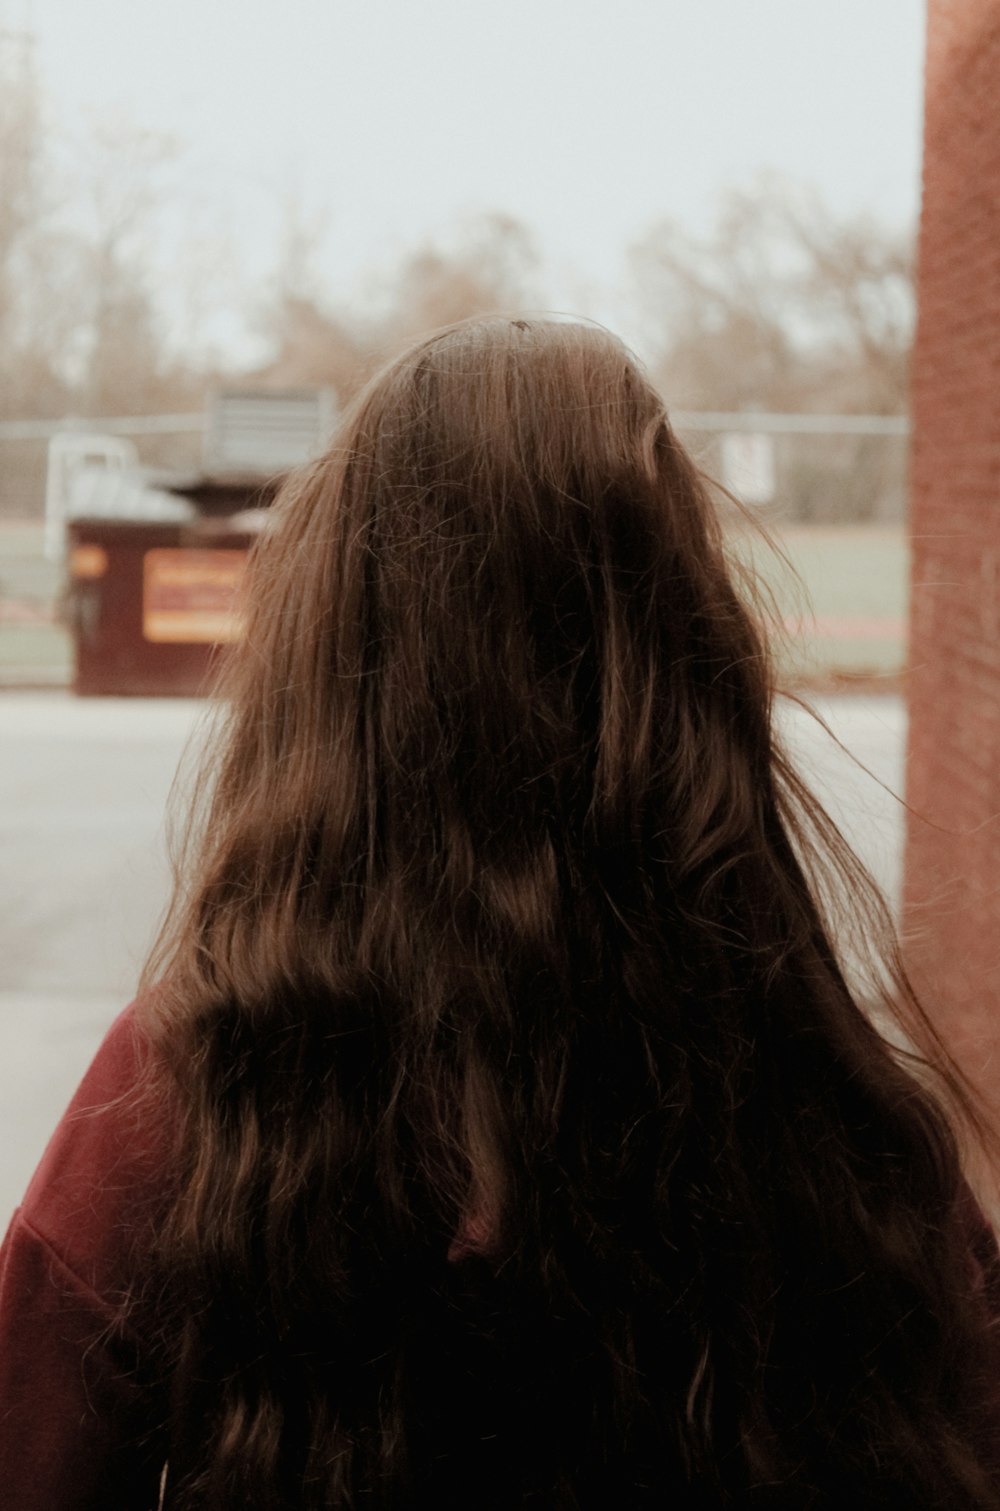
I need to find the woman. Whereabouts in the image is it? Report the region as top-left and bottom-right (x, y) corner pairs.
(2, 316), (999, 1509)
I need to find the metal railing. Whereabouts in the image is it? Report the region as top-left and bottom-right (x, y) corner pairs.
(0, 410), (911, 441)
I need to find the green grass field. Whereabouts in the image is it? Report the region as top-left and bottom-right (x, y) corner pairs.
(0, 520), (908, 690)
(731, 524), (907, 685)
(0, 523), (70, 683)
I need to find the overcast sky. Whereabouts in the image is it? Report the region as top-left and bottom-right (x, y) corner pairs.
(14, 0), (926, 352)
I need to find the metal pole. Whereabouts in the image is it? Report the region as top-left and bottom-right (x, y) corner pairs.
(0, 414), (206, 441)
(0, 411), (912, 441)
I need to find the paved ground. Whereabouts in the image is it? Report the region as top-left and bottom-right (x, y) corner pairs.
(0, 691), (907, 1225)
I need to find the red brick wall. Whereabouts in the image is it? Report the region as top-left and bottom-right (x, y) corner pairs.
(904, 0), (1000, 1087)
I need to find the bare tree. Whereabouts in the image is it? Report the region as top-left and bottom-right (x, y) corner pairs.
(66, 117), (179, 415)
(0, 28), (47, 414)
(383, 213), (541, 341)
(632, 174), (914, 414)
(254, 210), (543, 405)
(253, 192), (371, 401)
(631, 176), (915, 521)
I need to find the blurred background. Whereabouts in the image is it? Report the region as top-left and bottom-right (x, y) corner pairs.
(0, 0), (921, 689)
(0, 0), (923, 1213)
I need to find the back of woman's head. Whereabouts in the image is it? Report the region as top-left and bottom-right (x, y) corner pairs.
(143, 318), (1000, 1510)
(189, 318), (784, 1000)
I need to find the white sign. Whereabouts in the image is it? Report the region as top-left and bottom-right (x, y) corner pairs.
(720, 432), (776, 505)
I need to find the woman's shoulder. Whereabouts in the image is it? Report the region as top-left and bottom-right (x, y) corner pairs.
(0, 1004), (170, 1506)
(16, 999), (173, 1307)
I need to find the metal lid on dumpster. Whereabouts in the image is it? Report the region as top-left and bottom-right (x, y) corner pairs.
(66, 464), (195, 524)
(56, 387), (338, 694)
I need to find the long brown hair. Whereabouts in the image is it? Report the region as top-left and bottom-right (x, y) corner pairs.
(140, 317), (1000, 1508)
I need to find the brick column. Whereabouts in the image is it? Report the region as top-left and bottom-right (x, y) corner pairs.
(904, 0), (1000, 1088)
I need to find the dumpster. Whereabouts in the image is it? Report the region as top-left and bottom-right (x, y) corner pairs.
(54, 389), (332, 695)
(65, 510), (263, 697)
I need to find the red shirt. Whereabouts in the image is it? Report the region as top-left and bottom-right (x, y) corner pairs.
(0, 1006), (167, 1510)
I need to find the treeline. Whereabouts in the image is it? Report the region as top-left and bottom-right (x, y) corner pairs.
(0, 36), (913, 521)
